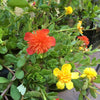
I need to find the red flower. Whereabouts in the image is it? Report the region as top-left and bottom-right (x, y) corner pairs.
(77, 35), (89, 46)
(24, 29), (56, 55)
(56, 98), (59, 100)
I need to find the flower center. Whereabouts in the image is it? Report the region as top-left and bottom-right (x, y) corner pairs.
(58, 72), (71, 83)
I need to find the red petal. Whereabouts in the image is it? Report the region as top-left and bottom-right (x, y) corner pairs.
(36, 29), (49, 35)
(49, 37), (56, 46)
(26, 47), (35, 55)
(41, 29), (49, 35)
(24, 32), (34, 41)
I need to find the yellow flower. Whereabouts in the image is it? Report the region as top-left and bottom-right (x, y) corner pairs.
(81, 68), (97, 81)
(64, 6), (73, 15)
(53, 64), (79, 90)
(77, 21), (83, 34)
(79, 46), (84, 50)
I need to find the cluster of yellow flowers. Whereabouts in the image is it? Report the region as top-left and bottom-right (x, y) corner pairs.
(81, 67), (97, 81)
(53, 64), (97, 90)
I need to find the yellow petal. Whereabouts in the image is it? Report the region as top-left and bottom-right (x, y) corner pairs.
(79, 46), (84, 50)
(64, 7), (67, 10)
(71, 72), (79, 79)
(64, 6), (73, 15)
(77, 21), (82, 29)
(87, 76), (91, 81)
(79, 21), (82, 24)
(66, 81), (74, 90)
(53, 68), (60, 77)
(56, 81), (65, 90)
(80, 74), (86, 78)
(79, 28), (83, 34)
(61, 64), (72, 72)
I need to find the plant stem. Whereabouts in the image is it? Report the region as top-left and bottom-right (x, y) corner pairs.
(85, 95), (90, 100)
(95, 90), (100, 95)
(41, 89), (47, 100)
(3, 65), (14, 75)
(21, 95), (24, 100)
(4, 95), (8, 100)
(68, 0), (72, 6)
(45, 13), (65, 28)
(92, 82), (100, 89)
(89, 85), (100, 94)
(48, 0), (51, 5)
(55, 28), (77, 32)
(57, 13), (65, 20)
(75, 68), (81, 74)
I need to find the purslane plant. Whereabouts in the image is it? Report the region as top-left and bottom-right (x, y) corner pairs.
(0, 0), (100, 100)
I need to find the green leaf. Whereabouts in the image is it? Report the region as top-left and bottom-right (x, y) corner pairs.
(0, 77), (9, 83)
(60, 58), (65, 65)
(82, 79), (89, 90)
(7, 36), (17, 49)
(49, 23), (55, 32)
(71, 41), (77, 45)
(8, 0), (29, 7)
(4, 54), (18, 64)
(91, 57), (96, 64)
(90, 88), (97, 98)
(93, 75), (100, 83)
(79, 56), (90, 65)
(7, 72), (13, 80)
(0, 46), (7, 54)
(0, 96), (2, 100)
(17, 57), (26, 68)
(17, 43), (25, 49)
(0, 65), (3, 70)
(47, 92), (58, 100)
(73, 53), (83, 62)
(30, 54), (36, 64)
(72, 79), (83, 91)
(10, 85), (21, 100)
(94, 5), (98, 12)
(78, 93), (83, 100)
(88, 1), (92, 8)
(0, 28), (4, 39)
(78, 66), (86, 73)
(37, 0), (43, 7)
(41, 69), (52, 75)
(81, 90), (86, 96)
(25, 91), (41, 98)
(40, 4), (50, 9)
(15, 70), (24, 79)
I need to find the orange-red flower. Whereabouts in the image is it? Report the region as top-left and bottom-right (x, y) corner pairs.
(77, 36), (89, 47)
(24, 29), (56, 55)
